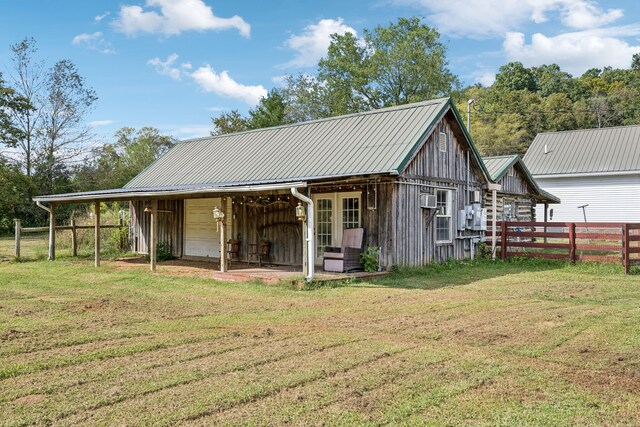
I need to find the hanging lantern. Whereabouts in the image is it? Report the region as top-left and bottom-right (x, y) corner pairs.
(295, 202), (307, 222)
(212, 206), (225, 222)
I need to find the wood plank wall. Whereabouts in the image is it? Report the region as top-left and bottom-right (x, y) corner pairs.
(130, 199), (184, 257)
(232, 199), (303, 265)
(483, 164), (536, 223)
(391, 113), (487, 266)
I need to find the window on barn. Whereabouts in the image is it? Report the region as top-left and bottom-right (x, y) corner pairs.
(436, 189), (453, 243)
(438, 130), (447, 152)
(503, 199), (516, 221)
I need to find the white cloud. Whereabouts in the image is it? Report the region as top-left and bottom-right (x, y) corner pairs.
(271, 75), (287, 85)
(191, 65), (267, 105)
(95, 12), (110, 22)
(281, 18), (357, 68)
(113, 0), (250, 38)
(164, 125), (211, 139)
(391, 0), (624, 38)
(88, 120), (114, 127)
(148, 53), (185, 80)
(71, 32), (115, 54)
(504, 27), (640, 75)
(473, 71), (496, 87)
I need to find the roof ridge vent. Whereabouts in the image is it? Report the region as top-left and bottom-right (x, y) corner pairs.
(544, 144), (549, 154)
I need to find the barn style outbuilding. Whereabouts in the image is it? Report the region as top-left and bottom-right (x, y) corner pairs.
(34, 97), (552, 280)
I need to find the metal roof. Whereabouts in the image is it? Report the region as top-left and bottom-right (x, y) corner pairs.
(125, 98), (453, 189)
(524, 125), (640, 176)
(482, 155), (560, 204)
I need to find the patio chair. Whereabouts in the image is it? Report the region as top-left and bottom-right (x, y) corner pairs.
(323, 228), (364, 273)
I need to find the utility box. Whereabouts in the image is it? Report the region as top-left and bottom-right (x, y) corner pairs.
(471, 204), (487, 231)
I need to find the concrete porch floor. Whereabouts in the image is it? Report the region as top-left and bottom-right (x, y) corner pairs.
(114, 257), (387, 284)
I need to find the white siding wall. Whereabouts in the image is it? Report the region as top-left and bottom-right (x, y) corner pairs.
(534, 174), (640, 222)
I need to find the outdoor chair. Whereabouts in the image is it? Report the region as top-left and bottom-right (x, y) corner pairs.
(322, 228), (364, 273)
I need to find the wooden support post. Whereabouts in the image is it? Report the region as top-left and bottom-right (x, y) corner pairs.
(14, 219), (20, 258)
(623, 224), (630, 275)
(543, 203), (548, 244)
(568, 222), (576, 264)
(150, 200), (157, 271)
(220, 197), (227, 273)
(94, 202), (101, 267)
(500, 221), (507, 260)
(491, 189), (497, 260)
(71, 218), (78, 257)
(48, 203), (56, 261)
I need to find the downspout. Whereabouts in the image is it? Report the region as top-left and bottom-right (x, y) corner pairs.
(36, 200), (51, 214)
(291, 187), (314, 282)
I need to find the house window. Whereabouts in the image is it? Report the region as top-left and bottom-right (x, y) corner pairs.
(316, 198), (333, 258)
(436, 189), (452, 243)
(438, 131), (447, 152)
(342, 197), (360, 229)
(503, 199), (516, 221)
(312, 192), (361, 260)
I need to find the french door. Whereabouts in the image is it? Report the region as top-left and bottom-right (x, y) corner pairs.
(312, 192), (361, 264)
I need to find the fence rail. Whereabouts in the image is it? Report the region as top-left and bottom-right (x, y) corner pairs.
(14, 218), (124, 258)
(486, 221), (640, 274)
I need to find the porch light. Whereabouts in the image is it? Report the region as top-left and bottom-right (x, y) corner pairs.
(212, 206), (225, 222)
(295, 202), (307, 222)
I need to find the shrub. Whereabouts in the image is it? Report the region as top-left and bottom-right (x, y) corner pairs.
(360, 246), (380, 272)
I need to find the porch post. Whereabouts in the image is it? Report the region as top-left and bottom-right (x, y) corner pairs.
(302, 219), (308, 277)
(220, 197), (227, 273)
(48, 202), (56, 261)
(94, 201), (101, 267)
(487, 183), (501, 261)
(150, 200), (157, 271)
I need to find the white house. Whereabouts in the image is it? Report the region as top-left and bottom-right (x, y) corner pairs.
(523, 125), (640, 223)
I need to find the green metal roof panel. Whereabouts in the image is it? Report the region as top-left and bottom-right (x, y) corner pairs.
(125, 98), (450, 189)
(523, 125), (640, 175)
(482, 155), (518, 181)
(483, 155), (561, 204)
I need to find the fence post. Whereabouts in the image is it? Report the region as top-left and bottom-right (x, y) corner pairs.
(569, 222), (576, 264)
(501, 221), (507, 260)
(71, 218), (78, 257)
(14, 219), (21, 258)
(623, 224), (630, 275)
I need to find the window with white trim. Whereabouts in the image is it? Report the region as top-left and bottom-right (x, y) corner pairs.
(312, 192), (361, 261)
(436, 189), (453, 243)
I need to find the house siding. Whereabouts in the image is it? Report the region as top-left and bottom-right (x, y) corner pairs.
(392, 112), (487, 266)
(534, 174), (640, 222)
(484, 165), (536, 223)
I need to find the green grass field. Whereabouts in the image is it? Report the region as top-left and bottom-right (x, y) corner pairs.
(1, 250), (640, 425)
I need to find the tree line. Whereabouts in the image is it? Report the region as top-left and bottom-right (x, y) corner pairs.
(3, 18), (640, 232)
(0, 38), (174, 233)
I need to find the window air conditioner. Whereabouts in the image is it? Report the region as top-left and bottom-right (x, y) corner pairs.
(420, 194), (437, 209)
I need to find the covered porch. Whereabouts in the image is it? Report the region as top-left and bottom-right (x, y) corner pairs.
(33, 181), (319, 281)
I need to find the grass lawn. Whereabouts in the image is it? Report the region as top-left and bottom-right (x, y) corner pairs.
(1, 255), (639, 426)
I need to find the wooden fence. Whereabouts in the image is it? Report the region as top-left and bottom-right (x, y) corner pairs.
(487, 221), (640, 274)
(13, 218), (125, 258)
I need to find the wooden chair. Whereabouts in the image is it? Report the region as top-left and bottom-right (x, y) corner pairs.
(323, 228), (364, 273)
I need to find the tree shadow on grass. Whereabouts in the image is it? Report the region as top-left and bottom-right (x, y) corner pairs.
(358, 259), (572, 291)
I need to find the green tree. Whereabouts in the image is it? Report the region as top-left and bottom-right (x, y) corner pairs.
(281, 74), (331, 122)
(493, 62), (537, 93)
(36, 59), (97, 195)
(318, 17), (458, 113)
(76, 127), (175, 191)
(247, 89), (289, 129)
(210, 110), (250, 135)
(0, 159), (35, 233)
(0, 73), (29, 149)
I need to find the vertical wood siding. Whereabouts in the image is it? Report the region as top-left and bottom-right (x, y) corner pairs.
(391, 112), (486, 266)
(130, 199), (184, 257)
(483, 165), (536, 223)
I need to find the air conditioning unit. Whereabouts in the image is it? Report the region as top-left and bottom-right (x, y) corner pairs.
(420, 194), (437, 209)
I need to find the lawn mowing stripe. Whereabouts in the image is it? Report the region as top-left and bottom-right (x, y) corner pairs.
(190, 346), (441, 426)
(48, 336), (363, 426)
(182, 346), (416, 425)
(0, 332), (307, 405)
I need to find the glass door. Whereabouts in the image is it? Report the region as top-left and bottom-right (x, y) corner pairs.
(314, 197), (333, 262)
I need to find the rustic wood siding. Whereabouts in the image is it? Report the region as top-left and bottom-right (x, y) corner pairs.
(391, 112), (486, 266)
(232, 199), (303, 266)
(130, 199), (184, 257)
(484, 164), (536, 223)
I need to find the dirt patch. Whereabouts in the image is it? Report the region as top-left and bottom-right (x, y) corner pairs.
(14, 394), (47, 404)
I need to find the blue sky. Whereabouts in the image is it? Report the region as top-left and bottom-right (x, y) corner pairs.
(1, 0), (639, 147)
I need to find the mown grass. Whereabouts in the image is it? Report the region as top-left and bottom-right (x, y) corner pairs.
(1, 256), (639, 426)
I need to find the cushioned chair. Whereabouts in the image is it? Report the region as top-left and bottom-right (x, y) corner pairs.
(323, 228), (364, 272)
